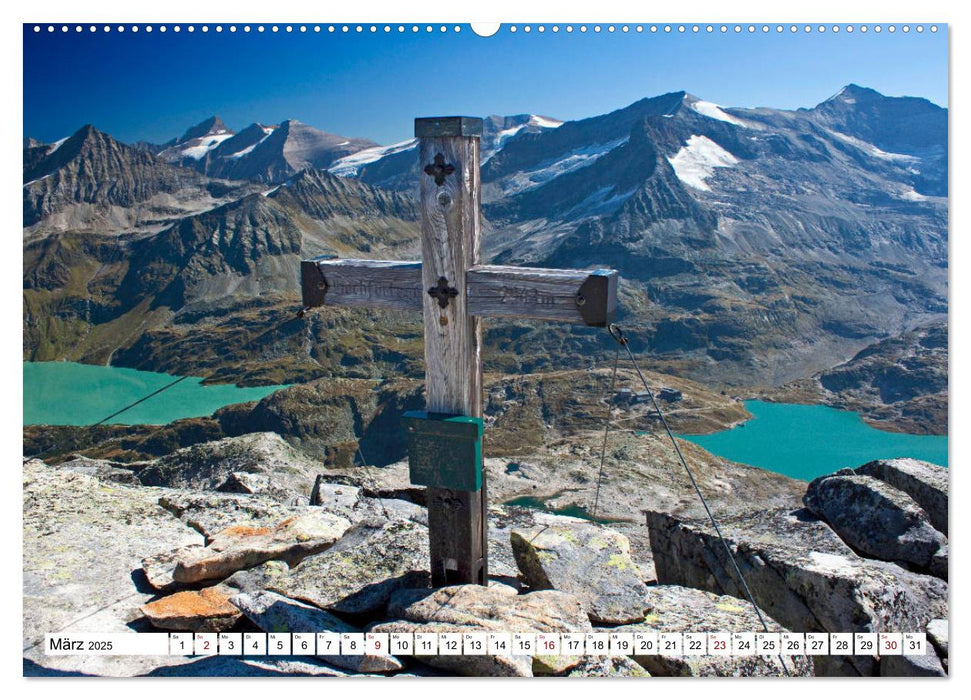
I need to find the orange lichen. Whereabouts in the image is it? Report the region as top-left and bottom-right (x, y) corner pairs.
(142, 587), (238, 618)
(219, 525), (271, 538)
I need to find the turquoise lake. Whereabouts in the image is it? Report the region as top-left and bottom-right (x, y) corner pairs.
(680, 400), (948, 482)
(23, 362), (287, 426)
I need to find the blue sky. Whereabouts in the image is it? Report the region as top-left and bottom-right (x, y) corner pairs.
(23, 24), (948, 146)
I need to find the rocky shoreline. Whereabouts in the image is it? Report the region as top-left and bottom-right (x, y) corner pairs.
(23, 424), (948, 677)
(751, 322), (947, 436)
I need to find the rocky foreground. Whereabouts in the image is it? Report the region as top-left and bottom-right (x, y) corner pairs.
(23, 430), (947, 677)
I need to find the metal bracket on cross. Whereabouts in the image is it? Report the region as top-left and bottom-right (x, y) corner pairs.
(299, 116), (621, 587)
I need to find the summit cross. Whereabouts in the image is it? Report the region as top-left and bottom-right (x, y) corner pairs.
(301, 116), (618, 586)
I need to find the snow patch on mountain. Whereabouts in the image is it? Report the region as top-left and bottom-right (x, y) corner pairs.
(689, 100), (749, 128)
(898, 187), (931, 202)
(828, 130), (917, 163)
(530, 115), (564, 129)
(178, 133), (234, 160)
(496, 136), (630, 196)
(328, 138), (418, 177)
(482, 115), (565, 165)
(23, 174), (53, 187)
(667, 135), (739, 191)
(229, 127), (276, 159)
(495, 115), (564, 148)
(564, 185), (637, 219)
(832, 86), (857, 104)
(47, 137), (68, 155)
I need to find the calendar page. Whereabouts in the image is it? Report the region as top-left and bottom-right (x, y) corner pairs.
(20, 4), (949, 684)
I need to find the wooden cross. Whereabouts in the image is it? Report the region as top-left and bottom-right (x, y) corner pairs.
(302, 116), (618, 587)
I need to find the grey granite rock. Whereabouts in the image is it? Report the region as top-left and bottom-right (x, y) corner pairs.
(173, 511), (351, 583)
(930, 543), (948, 580)
(880, 646), (946, 676)
(372, 584), (592, 677)
(645, 507), (948, 676)
(566, 656), (650, 677)
(804, 472), (946, 568)
(511, 515), (649, 624)
(268, 519), (429, 616)
(141, 544), (206, 592)
(616, 585), (812, 677)
(926, 618), (948, 658)
(158, 491), (306, 540)
(221, 560), (291, 594)
(855, 458), (948, 535)
(231, 590), (403, 673)
(23, 462), (204, 677)
(137, 432), (320, 503)
(53, 456), (139, 484)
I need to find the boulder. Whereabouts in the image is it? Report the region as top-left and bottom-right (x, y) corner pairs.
(880, 647), (946, 677)
(231, 590), (403, 673)
(141, 544), (205, 593)
(855, 458), (948, 535)
(52, 456), (138, 484)
(144, 656), (354, 676)
(309, 477), (364, 514)
(488, 505), (654, 589)
(218, 471), (270, 495)
(173, 511), (352, 583)
(140, 586), (241, 632)
(511, 515), (649, 624)
(357, 496), (428, 526)
(158, 492), (307, 540)
(136, 432), (320, 502)
(303, 479), (425, 525)
(159, 486), (424, 541)
(23, 463), (204, 677)
(645, 507), (948, 676)
(804, 472), (946, 568)
(566, 656), (650, 677)
(268, 519), (429, 616)
(221, 560), (292, 594)
(926, 619), (948, 658)
(371, 584), (592, 677)
(930, 544), (948, 580)
(615, 585), (811, 677)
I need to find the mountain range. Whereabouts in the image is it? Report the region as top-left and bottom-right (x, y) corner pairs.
(23, 85), (948, 393)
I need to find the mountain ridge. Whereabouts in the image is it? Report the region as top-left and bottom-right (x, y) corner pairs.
(22, 84), (948, 390)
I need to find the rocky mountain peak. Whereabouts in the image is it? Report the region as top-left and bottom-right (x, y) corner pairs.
(271, 166), (418, 222)
(808, 84), (946, 155)
(24, 123), (112, 181)
(23, 123), (222, 229)
(823, 84), (886, 105)
(178, 115), (231, 144)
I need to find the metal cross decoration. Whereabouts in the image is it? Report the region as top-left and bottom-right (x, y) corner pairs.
(428, 277), (459, 309)
(302, 116), (619, 587)
(423, 153), (455, 186)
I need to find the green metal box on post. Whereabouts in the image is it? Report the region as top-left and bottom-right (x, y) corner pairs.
(402, 411), (484, 492)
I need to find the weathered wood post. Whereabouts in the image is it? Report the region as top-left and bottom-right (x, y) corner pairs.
(415, 117), (487, 586)
(300, 116), (619, 590)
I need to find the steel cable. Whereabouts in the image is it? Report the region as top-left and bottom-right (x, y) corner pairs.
(605, 323), (792, 677)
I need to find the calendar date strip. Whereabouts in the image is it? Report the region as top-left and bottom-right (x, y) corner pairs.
(45, 631), (926, 657)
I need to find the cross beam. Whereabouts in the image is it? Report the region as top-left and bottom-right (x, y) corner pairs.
(300, 259), (618, 327)
(301, 116), (619, 587)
